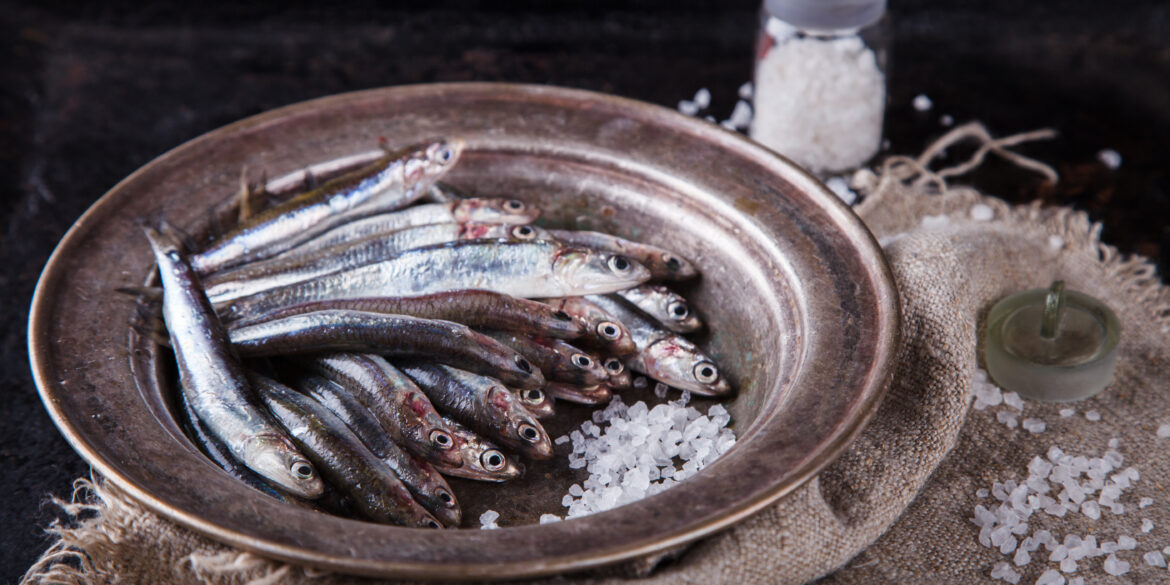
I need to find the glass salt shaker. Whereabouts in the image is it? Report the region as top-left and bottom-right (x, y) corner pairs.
(750, 0), (890, 176)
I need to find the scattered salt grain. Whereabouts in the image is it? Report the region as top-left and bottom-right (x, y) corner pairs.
(1022, 418), (1046, 434)
(997, 410), (1019, 429)
(1059, 409), (1075, 418)
(1157, 423), (1170, 438)
(970, 203), (995, 221)
(738, 81), (754, 99)
(539, 514), (562, 524)
(554, 435), (570, 446)
(677, 99), (700, 116)
(1108, 438), (1120, 448)
(1140, 497), (1153, 508)
(940, 114), (954, 126)
(480, 510), (500, 530)
(1103, 553), (1131, 575)
(913, 94), (933, 111)
(693, 88), (711, 109)
(1117, 535), (1137, 550)
(721, 100), (753, 130)
(1141, 518), (1154, 533)
(1047, 235), (1065, 250)
(1035, 568), (1065, 585)
(1084, 410), (1101, 422)
(1097, 149), (1122, 170)
(920, 214), (950, 229)
(990, 561), (1020, 583)
(1145, 551), (1167, 568)
(825, 176), (858, 205)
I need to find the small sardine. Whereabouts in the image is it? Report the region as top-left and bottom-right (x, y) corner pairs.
(225, 290), (584, 340)
(400, 363), (554, 460)
(192, 139), (462, 274)
(617, 285), (703, 333)
(299, 353), (461, 468)
(278, 198), (539, 260)
(228, 310), (545, 390)
(586, 295), (732, 396)
(433, 417), (523, 482)
(601, 356), (633, 390)
(542, 382), (613, 405)
(251, 373), (442, 527)
(217, 240), (651, 320)
(143, 226), (323, 499)
(290, 375), (461, 527)
(480, 331), (609, 386)
(548, 229), (698, 280)
(514, 386), (555, 419)
(541, 296), (638, 356)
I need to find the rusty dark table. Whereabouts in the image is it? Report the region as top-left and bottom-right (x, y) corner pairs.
(2, 1), (1167, 581)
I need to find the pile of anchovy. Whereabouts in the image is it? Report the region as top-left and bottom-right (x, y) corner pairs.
(141, 137), (733, 528)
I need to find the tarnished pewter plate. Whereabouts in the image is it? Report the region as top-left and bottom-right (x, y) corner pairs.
(29, 83), (898, 580)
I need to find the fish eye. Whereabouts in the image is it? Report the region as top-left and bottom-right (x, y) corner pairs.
(511, 225), (536, 239)
(504, 199), (526, 212)
(607, 255), (631, 273)
(693, 362), (719, 384)
(663, 254), (682, 270)
(481, 450), (506, 471)
(514, 355), (533, 373)
(604, 358), (624, 373)
(435, 145), (455, 164)
(291, 461), (314, 480)
(668, 301), (689, 319)
(597, 322), (621, 340)
(430, 429), (454, 449)
(553, 310), (572, 321)
(519, 424), (541, 443)
(571, 354), (593, 368)
(523, 389), (544, 404)
(438, 489), (454, 505)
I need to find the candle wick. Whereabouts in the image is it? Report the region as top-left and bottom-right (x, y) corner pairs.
(1040, 280), (1066, 339)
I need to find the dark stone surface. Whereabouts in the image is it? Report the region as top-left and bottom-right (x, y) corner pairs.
(2, 1), (1166, 581)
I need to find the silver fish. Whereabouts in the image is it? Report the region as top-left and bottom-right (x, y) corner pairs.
(142, 226), (323, 499)
(586, 295), (731, 396)
(191, 139), (462, 274)
(277, 198), (539, 260)
(433, 417), (523, 482)
(617, 285), (703, 333)
(547, 229), (698, 280)
(217, 240), (651, 320)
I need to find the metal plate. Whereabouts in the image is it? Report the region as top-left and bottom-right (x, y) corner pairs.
(28, 83), (898, 580)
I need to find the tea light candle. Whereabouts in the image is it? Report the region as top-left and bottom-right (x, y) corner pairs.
(984, 281), (1120, 402)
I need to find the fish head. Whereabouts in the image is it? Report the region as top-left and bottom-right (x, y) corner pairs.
(487, 385), (553, 459)
(641, 339), (732, 397)
(552, 248), (652, 295)
(463, 441), (525, 481)
(515, 387), (555, 418)
(245, 433), (325, 499)
(416, 467), (462, 527)
(421, 138), (465, 180)
(602, 357), (633, 389)
(404, 392), (464, 468)
(555, 346), (610, 386)
(461, 222), (553, 242)
(656, 289), (703, 332)
(454, 198), (542, 224)
(653, 250), (699, 280)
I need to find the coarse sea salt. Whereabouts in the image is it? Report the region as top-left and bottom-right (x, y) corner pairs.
(912, 94), (933, 111)
(479, 510), (500, 530)
(940, 114), (955, 127)
(1097, 149), (1122, 170)
(1084, 410), (1101, 422)
(970, 203), (995, 222)
(1156, 423), (1170, 438)
(1059, 409), (1076, 418)
(825, 176), (858, 205)
(557, 396), (736, 519)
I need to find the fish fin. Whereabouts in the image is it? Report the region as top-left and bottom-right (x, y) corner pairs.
(302, 168), (318, 191)
(129, 307), (171, 348)
(236, 167), (270, 223)
(158, 220), (199, 254)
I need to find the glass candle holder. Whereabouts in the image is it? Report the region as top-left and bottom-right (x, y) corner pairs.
(984, 281), (1121, 402)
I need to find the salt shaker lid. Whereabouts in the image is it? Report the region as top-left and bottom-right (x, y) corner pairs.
(764, 0), (887, 31)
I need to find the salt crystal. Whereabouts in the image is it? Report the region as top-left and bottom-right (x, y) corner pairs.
(1002, 391), (1023, 409)
(940, 114), (954, 126)
(825, 176), (858, 205)
(693, 88), (711, 109)
(1141, 518), (1154, 533)
(977, 488), (990, 498)
(653, 382), (669, 398)
(1146, 551), (1168, 567)
(1084, 410), (1101, 421)
(1157, 423), (1170, 438)
(912, 94), (933, 111)
(738, 81), (754, 99)
(1059, 557), (1077, 573)
(677, 100), (700, 116)
(633, 376), (648, 390)
(554, 435), (570, 445)
(480, 510), (500, 530)
(1117, 535), (1137, 550)
(1108, 438), (1120, 448)
(1022, 419), (1047, 434)
(970, 203), (994, 222)
(997, 410), (1019, 428)
(1013, 547), (1031, 567)
(991, 561), (1019, 582)
(1097, 149), (1122, 170)
(723, 100), (753, 130)
(1139, 497), (1153, 508)
(1035, 568), (1065, 585)
(1048, 235), (1065, 250)
(1103, 553), (1130, 575)
(1059, 409), (1076, 418)
(921, 214), (950, 229)
(1081, 500), (1101, 519)
(539, 514), (562, 524)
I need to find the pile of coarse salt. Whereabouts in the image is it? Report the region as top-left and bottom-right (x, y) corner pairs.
(750, 17), (884, 174)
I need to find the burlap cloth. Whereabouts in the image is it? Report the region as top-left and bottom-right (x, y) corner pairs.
(24, 124), (1170, 585)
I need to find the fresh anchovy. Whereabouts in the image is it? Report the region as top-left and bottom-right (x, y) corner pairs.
(205, 222), (552, 304)
(434, 417), (523, 482)
(601, 356), (633, 390)
(541, 296), (637, 356)
(299, 353), (461, 468)
(587, 295), (732, 396)
(142, 226), (323, 499)
(617, 285), (703, 333)
(514, 387), (555, 419)
(400, 363), (553, 460)
(548, 229), (698, 280)
(191, 139), (462, 274)
(543, 382), (613, 405)
(229, 310), (544, 389)
(481, 331), (609, 386)
(217, 241), (651, 319)
(251, 373), (442, 527)
(279, 198), (539, 260)
(178, 387), (318, 510)
(226, 290), (585, 341)
(290, 375), (461, 527)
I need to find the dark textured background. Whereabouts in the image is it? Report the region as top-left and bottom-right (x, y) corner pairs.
(2, 1), (1167, 581)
